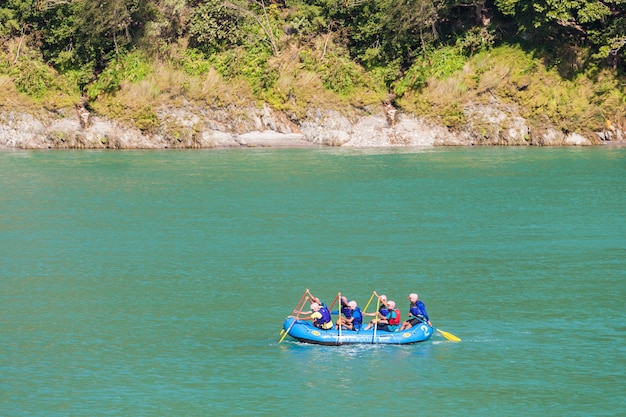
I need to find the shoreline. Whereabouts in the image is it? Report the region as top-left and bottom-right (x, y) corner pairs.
(1, 105), (624, 149)
(2, 137), (623, 150)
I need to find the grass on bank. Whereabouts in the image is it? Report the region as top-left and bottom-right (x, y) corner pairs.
(74, 34), (387, 132)
(0, 39), (80, 115)
(0, 37), (624, 136)
(396, 45), (625, 134)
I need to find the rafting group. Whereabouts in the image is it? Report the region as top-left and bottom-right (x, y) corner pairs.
(279, 289), (460, 345)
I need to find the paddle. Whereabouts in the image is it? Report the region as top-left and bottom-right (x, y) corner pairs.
(362, 292), (376, 313)
(372, 298), (379, 343)
(279, 289), (307, 336)
(410, 315), (461, 342)
(279, 289), (309, 343)
(337, 292), (342, 338)
(436, 328), (461, 342)
(279, 317), (298, 343)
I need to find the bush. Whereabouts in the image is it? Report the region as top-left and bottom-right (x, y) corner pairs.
(133, 105), (159, 132)
(394, 46), (467, 96)
(12, 53), (57, 99)
(86, 52), (151, 100)
(181, 49), (211, 76)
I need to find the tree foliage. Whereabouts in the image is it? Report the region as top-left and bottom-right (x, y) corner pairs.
(493, 0), (625, 68)
(188, 0), (244, 53)
(0, 0), (623, 98)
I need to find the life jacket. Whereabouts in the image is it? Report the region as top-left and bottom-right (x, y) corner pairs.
(352, 307), (363, 328)
(410, 301), (429, 321)
(341, 305), (353, 319)
(388, 308), (401, 325)
(318, 306), (332, 324)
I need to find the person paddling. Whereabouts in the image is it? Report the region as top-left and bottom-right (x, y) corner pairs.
(336, 300), (363, 331)
(374, 300), (401, 332)
(335, 296), (351, 329)
(399, 293), (432, 330)
(296, 302), (333, 330)
(363, 293), (389, 330)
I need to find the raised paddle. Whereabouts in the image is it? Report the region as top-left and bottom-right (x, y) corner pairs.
(279, 290), (309, 341)
(337, 292), (342, 338)
(362, 292), (376, 313)
(372, 298), (380, 343)
(279, 299), (308, 343)
(279, 290), (306, 335)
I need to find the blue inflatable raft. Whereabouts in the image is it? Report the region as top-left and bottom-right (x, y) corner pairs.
(282, 316), (434, 345)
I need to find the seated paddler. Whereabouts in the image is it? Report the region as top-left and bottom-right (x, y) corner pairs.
(296, 302), (333, 330)
(336, 300), (362, 331)
(399, 293), (432, 330)
(363, 293), (389, 331)
(374, 300), (401, 332)
(335, 296), (351, 329)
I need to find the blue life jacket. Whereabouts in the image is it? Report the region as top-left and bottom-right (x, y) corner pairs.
(341, 305), (353, 318)
(352, 307), (363, 329)
(319, 306), (332, 324)
(379, 306), (389, 317)
(410, 301), (429, 321)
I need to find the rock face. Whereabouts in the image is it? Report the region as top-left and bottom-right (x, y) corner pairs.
(0, 101), (622, 149)
(300, 110), (448, 147)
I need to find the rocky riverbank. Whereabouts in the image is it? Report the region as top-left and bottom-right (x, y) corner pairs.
(1, 99), (623, 149)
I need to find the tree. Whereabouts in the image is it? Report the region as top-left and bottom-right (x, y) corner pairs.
(188, 0), (244, 54)
(8, 0), (154, 73)
(297, 0), (452, 70)
(76, 0), (153, 65)
(224, 0), (281, 56)
(493, 0), (626, 70)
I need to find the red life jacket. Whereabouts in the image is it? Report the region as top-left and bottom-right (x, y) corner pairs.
(388, 308), (401, 325)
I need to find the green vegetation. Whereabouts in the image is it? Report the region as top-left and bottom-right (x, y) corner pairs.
(0, 0), (624, 134)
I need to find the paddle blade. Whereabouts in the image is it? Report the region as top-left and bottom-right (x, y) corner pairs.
(279, 318), (297, 343)
(437, 328), (461, 342)
(278, 330), (289, 343)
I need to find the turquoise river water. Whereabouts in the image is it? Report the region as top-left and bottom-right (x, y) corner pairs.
(1, 147), (624, 416)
